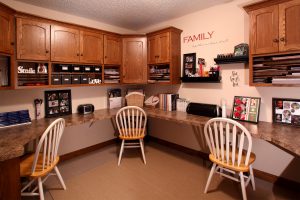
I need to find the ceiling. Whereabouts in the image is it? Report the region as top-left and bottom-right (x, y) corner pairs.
(15, 0), (232, 30)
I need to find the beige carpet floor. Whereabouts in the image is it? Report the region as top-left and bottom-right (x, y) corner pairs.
(28, 142), (299, 200)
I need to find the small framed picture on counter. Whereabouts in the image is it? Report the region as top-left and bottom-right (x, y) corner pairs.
(231, 96), (261, 123)
(45, 89), (72, 118)
(272, 98), (300, 126)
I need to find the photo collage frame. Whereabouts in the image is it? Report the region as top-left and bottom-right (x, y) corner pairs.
(45, 90), (72, 118)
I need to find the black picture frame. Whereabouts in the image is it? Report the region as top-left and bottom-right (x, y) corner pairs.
(272, 97), (300, 126)
(231, 96), (261, 123)
(183, 53), (196, 77)
(45, 89), (72, 118)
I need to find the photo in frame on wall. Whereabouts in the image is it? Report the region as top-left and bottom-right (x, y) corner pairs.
(272, 98), (300, 126)
(231, 96), (261, 123)
(183, 53), (196, 77)
(45, 90), (72, 118)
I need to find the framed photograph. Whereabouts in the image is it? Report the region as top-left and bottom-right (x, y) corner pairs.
(234, 43), (249, 57)
(183, 53), (196, 77)
(45, 90), (72, 118)
(232, 96), (261, 123)
(272, 98), (300, 126)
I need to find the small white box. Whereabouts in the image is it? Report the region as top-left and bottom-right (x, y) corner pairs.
(109, 97), (122, 109)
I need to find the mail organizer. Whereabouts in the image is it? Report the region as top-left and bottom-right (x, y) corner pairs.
(186, 102), (221, 117)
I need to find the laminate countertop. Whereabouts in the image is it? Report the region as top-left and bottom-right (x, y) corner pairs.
(1, 107), (300, 162)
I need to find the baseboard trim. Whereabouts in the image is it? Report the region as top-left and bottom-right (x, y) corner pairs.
(60, 138), (118, 162)
(148, 136), (300, 190)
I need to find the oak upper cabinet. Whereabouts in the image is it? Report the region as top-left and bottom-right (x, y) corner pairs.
(104, 34), (122, 65)
(80, 30), (103, 64)
(51, 25), (80, 62)
(246, 0), (300, 55)
(0, 6), (14, 55)
(16, 18), (50, 60)
(146, 27), (182, 84)
(279, 0), (300, 51)
(122, 37), (147, 83)
(147, 32), (170, 64)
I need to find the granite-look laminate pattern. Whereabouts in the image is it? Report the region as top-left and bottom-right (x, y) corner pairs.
(1, 107), (300, 161)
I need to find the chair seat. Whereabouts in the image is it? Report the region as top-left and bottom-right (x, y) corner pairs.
(209, 150), (256, 172)
(20, 153), (60, 178)
(119, 128), (145, 140)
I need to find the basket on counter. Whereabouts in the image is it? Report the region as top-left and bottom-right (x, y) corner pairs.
(125, 92), (145, 107)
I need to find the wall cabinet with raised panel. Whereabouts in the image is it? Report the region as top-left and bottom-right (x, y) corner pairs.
(51, 25), (80, 62)
(16, 18), (50, 60)
(80, 30), (103, 64)
(146, 27), (182, 84)
(244, 0), (300, 86)
(122, 36), (147, 84)
(246, 0), (300, 55)
(104, 34), (122, 65)
(0, 5), (14, 55)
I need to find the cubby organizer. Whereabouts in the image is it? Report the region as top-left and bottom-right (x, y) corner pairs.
(148, 64), (170, 83)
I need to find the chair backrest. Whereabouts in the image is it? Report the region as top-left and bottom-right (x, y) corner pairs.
(116, 106), (147, 138)
(204, 118), (252, 167)
(31, 118), (65, 173)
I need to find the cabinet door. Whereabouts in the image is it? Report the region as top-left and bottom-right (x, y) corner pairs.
(0, 10), (13, 54)
(279, 0), (300, 51)
(51, 25), (80, 62)
(104, 34), (121, 65)
(80, 30), (103, 64)
(250, 5), (279, 54)
(157, 32), (170, 63)
(122, 37), (147, 83)
(17, 18), (50, 60)
(147, 35), (158, 64)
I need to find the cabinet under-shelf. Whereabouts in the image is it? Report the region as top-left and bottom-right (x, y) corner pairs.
(251, 53), (300, 86)
(181, 76), (221, 83)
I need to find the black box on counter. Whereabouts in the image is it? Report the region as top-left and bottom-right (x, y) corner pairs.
(51, 75), (61, 85)
(72, 75), (81, 84)
(81, 75), (89, 84)
(61, 75), (71, 84)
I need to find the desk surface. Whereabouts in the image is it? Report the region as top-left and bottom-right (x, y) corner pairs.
(1, 107), (300, 161)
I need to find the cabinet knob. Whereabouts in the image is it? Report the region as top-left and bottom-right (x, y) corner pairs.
(280, 37), (285, 42)
(81, 54), (83, 56)
(273, 39), (279, 43)
(10, 42), (14, 46)
(77, 53), (80, 56)
(46, 50), (49, 53)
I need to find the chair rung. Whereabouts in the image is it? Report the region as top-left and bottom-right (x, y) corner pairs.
(21, 192), (39, 196)
(124, 142), (140, 145)
(124, 145), (141, 148)
(215, 171), (240, 182)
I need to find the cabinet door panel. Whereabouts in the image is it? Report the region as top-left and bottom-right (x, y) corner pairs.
(0, 10), (13, 54)
(147, 36), (157, 64)
(51, 25), (80, 62)
(157, 32), (170, 63)
(250, 5), (279, 54)
(17, 18), (50, 60)
(279, 0), (300, 51)
(122, 37), (147, 83)
(104, 34), (121, 65)
(80, 31), (103, 64)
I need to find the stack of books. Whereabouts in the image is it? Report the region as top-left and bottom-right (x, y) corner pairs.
(159, 93), (179, 111)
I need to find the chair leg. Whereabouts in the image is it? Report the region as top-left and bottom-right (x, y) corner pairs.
(140, 139), (146, 164)
(54, 166), (67, 190)
(249, 165), (256, 191)
(239, 172), (247, 200)
(118, 140), (125, 166)
(38, 177), (45, 200)
(204, 163), (216, 193)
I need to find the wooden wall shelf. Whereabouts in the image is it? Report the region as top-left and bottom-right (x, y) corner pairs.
(214, 56), (249, 64)
(181, 76), (221, 83)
